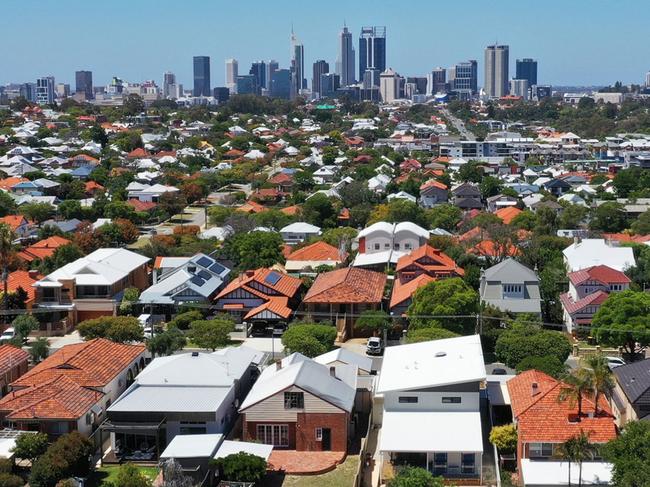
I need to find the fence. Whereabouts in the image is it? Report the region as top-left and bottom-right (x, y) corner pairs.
(353, 403), (375, 487)
(572, 344), (621, 359)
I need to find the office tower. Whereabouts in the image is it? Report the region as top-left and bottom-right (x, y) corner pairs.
(19, 83), (36, 102)
(406, 77), (427, 95)
(290, 29), (305, 98)
(271, 69), (292, 99)
(265, 60), (278, 90)
(516, 58), (538, 87)
(249, 61), (266, 92)
(645, 71), (650, 87)
(320, 73), (340, 98)
(453, 60), (478, 95)
(162, 72), (176, 99)
(428, 67), (446, 95)
(379, 68), (398, 103)
(236, 75), (259, 95)
(359, 26), (386, 88)
(75, 70), (93, 100)
(107, 77), (124, 95)
(510, 79), (529, 99)
(225, 58), (238, 92)
(193, 56), (211, 97)
(213, 87), (230, 103)
(336, 24), (355, 86)
(36, 76), (55, 105)
(55, 83), (70, 98)
(484, 45), (509, 98)
(312, 60), (330, 96)
(532, 85), (552, 101)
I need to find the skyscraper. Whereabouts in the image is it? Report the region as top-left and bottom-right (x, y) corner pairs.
(320, 73), (340, 98)
(266, 60), (279, 90)
(484, 45), (509, 98)
(249, 61), (267, 92)
(379, 68), (398, 103)
(453, 60), (478, 95)
(36, 76), (55, 105)
(429, 67), (447, 95)
(336, 24), (355, 87)
(271, 69), (291, 99)
(312, 60), (330, 97)
(236, 75), (259, 95)
(75, 70), (93, 100)
(163, 71), (176, 99)
(225, 58), (238, 92)
(359, 26), (386, 88)
(510, 79), (529, 99)
(516, 58), (538, 87)
(193, 56), (211, 97)
(290, 29), (305, 98)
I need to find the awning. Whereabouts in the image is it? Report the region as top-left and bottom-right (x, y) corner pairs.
(520, 459), (612, 485)
(379, 411), (483, 453)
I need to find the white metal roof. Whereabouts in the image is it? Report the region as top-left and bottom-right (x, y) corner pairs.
(213, 440), (273, 461)
(379, 411), (483, 453)
(377, 335), (486, 393)
(314, 348), (373, 373)
(520, 459), (612, 486)
(108, 385), (232, 413)
(280, 222), (322, 234)
(563, 239), (636, 272)
(160, 434), (223, 459)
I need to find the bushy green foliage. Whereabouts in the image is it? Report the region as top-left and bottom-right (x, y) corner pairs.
(603, 420), (650, 486)
(167, 310), (204, 330)
(388, 466), (444, 487)
(222, 231), (285, 270)
(405, 327), (460, 344)
(11, 314), (39, 339)
(187, 316), (235, 350)
(592, 290), (650, 355)
(11, 431), (49, 462)
(489, 424), (518, 453)
(147, 328), (186, 356)
(495, 322), (572, 369)
(77, 316), (143, 343)
(281, 323), (337, 357)
(29, 432), (94, 487)
(516, 355), (567, 379)
(212, 453), (267, 483)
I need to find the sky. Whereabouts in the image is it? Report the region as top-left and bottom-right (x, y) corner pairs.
(1, 0), (649, 89)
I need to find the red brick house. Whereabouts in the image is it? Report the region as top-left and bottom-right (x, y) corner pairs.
(239, 353), (356, 453)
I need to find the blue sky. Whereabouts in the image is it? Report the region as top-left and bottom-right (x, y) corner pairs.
(1, 0), (648, 88)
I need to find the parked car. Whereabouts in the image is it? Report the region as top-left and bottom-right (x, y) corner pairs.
(606, 356), (626, 369)
(0, 327), (16, 343)
(366, 337), (384, 356)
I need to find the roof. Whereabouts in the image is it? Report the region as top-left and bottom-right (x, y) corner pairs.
(216, 268), (302, 300)
(377, 335), (486, 393)
(12, 338), (145, 389)
(313, 348), (373, 373)
(563, 239), (636, 272)
(5, 270), (42, 303)
(483, 258), (538, 283)
(213, 440), (274, 461)
(507, 370), (617, 443)
(0, 215), (28, 231)
(560, 290), (609, 314)
(495, 206), (522, 225)
(568, 265), (631, 286)
(613, 358), (650, 404)
(240, 353), (356, 412)
(389, 274), (435, 309)
(395, 244), (464, 277)
(420, 179), (448, 192)
(520, 459), (612, 486)
(280, 222), (321, 234)
(160, 434), (223, 459)
(0, 345), (29, 376)
(17, 236), (70, 262)
(379, 411), (483, 453)
(286, 241), (346, 263)
(302, 267), (386, 304)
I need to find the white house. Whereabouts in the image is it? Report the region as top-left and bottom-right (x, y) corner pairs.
(353, 221), (430, 268)
(127, 183), (179, 202)
(279, 222), (322, 245)
(377, 335), (485, 482)
(563, 238), (636, 272)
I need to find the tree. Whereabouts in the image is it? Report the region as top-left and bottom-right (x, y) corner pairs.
(123, 94), (145, 115)
(301, 193), (336, 228)
(495, 321), (572, 369)
(590, 202), (627, 233)
(425, 204), (462, 231)
(457, 162), (484, 183)
(388, 466), (444, 487)
(584, 355), (615, 416)
(30, 337), (49, 363)
(0, 473), (23, 487)
(0, 191), (17, 217)
(110, 463), (153, 487)
(0, 223), (16, 315)
(511, 210), (537, 231)
(11, 431), (49, 463)
(407, 278), (478, 334)
(119, 288), (140, 315)
(147, 328), (186, 357)
(39, 243), (84, 275)
(603, 420), (650, 487)
(167, 310), (204, 330)
(12, 314), (39, 339)
(489, 424), (518, 454)
(158, 191), (188, 220)
(88, 124), (108, 147)
(355, 310), (392, 343)
(222, 231), (285, 270)
(160, 458), (194, 487)
(77, 316), (144, 343)
(187, 316), (234, 350)
(558, 369), (594, 421)
(632, 209), (650, 235)
(281, 323), (337, 357)
(369, 200), (427, 228)
(405, 327), (459, 344)
(559, 204), (589, 230)
(19, 202), (55, 226)
(516, 355), (566, 379)
(560, 431), (598, 487)
(208, 206), (234, 226)
(212, 453), (267, 483)
(480, 176), (503, 199)
(591, 290), (650, 355)
(29, 432), (94, 487)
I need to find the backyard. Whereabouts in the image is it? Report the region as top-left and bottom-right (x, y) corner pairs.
(87, 465), (160, 486)
(279, 455), (360, 487)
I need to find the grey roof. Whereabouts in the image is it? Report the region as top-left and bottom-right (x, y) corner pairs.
(483, 258), (539, 283)
(108, 385), (231, 413)
(481, 297), (541, 314)
(614, 359), (650, 403)
(160, 434), (223, 459)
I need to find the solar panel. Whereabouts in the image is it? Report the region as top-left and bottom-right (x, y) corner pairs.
(264, 271), (282, 285)
(190, 276), (205, 287)
(209, 262), (226, 274)
(198, 270), (212, 280)
(196, 256), (213, 268)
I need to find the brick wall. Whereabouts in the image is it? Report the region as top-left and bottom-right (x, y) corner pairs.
(296, 412), (349, 451)
(242, 416), (297, 449)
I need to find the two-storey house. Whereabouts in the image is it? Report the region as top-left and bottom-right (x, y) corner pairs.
(418, 180), (448, 208)
(353, 221), (430, 269)
(480, 258), (541, 315)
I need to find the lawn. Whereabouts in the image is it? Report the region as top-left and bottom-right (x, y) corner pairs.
(87, 465), (159, 486)
(280, 455), (359, 487)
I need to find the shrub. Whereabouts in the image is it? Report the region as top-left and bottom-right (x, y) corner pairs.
(77, 316), (143, 343)
(516, 355), (567, 379)
(167, 310), (204, 330)
(406, 327), (460, 344)
(29, 432), (94, 487)
(11, 431), (49, 462)
(489, 424), (518, 453)
(212, 453), (267, 483)
(495, 324), (571, 369)
(281, 323), (336, 357)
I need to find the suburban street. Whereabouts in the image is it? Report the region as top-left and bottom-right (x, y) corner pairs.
(440, 106), (477, 141)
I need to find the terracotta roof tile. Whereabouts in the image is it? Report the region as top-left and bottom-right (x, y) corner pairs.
(395, 244), (464, 277)
(303, 267), (386, 304)
(17, 236), (70, 262)
(495, 206), (523, 225)
(287, 241), (346, 263)
(568, 265), (631, 286)
(389, 274), (435, 309)
(5, 270), (42, 303)
(0, 345), (29, 376)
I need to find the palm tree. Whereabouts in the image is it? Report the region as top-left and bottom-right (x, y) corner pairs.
(558, 369), (593, 420)
(0, 223), (16, 319)
(559, 437), (577, 487)
(571, 431), (598, 487)
(584, 355), (615, 416)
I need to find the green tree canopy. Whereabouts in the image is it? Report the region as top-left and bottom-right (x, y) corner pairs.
(29, 432), (94, 487)
(187, 316), (234, 350)
(77, 316), (144, 343)
(388, 466), (444, 487)
(495, 321), (572, 369)
(281, 323), (337, 357)
(590, 202), (627, 233)
(603, 420), (650, 487)
(489, 424), (518, 454)
(222, 231), (285, 270)
(405, 327), (460, 344)
(425, 204), (462, 231)
(147, 328), (186, 357)
(515, 355), (567, 379)
(212, 453), (267, 483)
(591, 290), (650, 355)
(11, 432), (49, 462)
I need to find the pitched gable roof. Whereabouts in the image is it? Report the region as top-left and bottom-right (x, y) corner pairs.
(302, 267), (386, 304)
(568, 265), (631, 287)
(286, 241), (346, 263)
(395, 244), (464, 276)
(495, 206), (522, 225)
(389, 273), (435, 309)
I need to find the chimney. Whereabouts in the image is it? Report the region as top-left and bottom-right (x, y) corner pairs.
(28, 269), (39, 279)
(276, 361), (282, 371)
(329, 366), (337, 378)
(531, 382), (539, 396)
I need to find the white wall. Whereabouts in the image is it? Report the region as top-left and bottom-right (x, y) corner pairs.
(383, 391), (480, 413)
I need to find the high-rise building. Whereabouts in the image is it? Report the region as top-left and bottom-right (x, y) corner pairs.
(290, 29), (305, 98)
(359, 26), (386, 88)
(271, 69), (291, 99)
(645, 71), (650, 87)
(428, 67), (446, 95)
(453, 60), (478, 95)
(236, 75), (259, 95)
(36, 76), (55, 105)
(193, 56), (211, 97)
(510, 79), (529, 99)
(213, 87), (230, 103)
(336, 24), (355, 86)
(484, 45), (509, 98)
(225, 58), (238, 92)
(55, 83), (70, 98)
(312, 60), (330, 97)
(75, 70), (93, 100)
(320, 73), (340, 98)
(162, 72), (176, 99)
(516, 58), (538, 87)
(249, 61), (267, 92)
(379, 68), (398, 103)
(406, 77), (428, 96)
(265, 60), (279, 90)
(19, 83), (36, 102)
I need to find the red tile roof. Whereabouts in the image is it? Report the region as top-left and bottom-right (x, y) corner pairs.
(269, 172), (293, 185)
(507, 370), (617, 444)
(303, 267), (386, 304)
(0, 345), (29, 376)
(280, 205), (300, 216)
(127, 148), (149, 158)
(603, 233), (650, 244)
(389, 274), (435, 310)
(236, 201), (267, 214)
(84, 180), (104, 193)
(395, 244), (464, 277)
(6, 270), (42, 304)
(126, 199), (158, 212)
(0, 215), (29, 231)
(495, 207), (522, 225)
(245, 296), (293, 320)
(216, 268), (302, 301)
(568, 265), (631, 286)
(0, 177), (28, 191)
(559, 290), (609, 314)
(420, 180), (448, 191)
(287, 241), (347, 263)
(12, 338), (145, 389)
(17, 236), (70, 263)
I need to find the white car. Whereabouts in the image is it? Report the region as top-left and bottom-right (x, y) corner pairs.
(0, 327), (16, 342)
(606, 356), (626, 369)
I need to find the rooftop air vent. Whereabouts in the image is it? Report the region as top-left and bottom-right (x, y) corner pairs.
(435, 351), (446, 358)
(191, 351), (199, 357)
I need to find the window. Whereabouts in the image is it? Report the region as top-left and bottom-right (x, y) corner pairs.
(384, 243), (390, 249)
(284, 392), (304, 409)
(257, 424), (289, 447)
(374, 243), (380, 250)
(461, 453), (476, 474)
(503, 284), (523, 294)
(433, 452), (447, 475)
(610, 284), (622, 291)
(315, 428), (323, 441)
(180, 421), (207, 435)
(394, 243), (400, 250)
(398, 396), (419, 404)
(442, 397), (462, 404)
(529, 442), (554, 458)
(404, 243), (412, 250)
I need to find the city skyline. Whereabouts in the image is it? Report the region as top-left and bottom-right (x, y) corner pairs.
(1, 0), (649, 88)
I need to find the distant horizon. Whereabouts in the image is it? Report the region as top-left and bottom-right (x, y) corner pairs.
(1, 0), (649, 89)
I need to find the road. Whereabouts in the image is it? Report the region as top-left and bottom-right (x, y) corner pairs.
(440, 107), (476, 141)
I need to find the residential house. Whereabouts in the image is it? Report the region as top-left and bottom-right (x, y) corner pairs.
(452, 183), (483, 211)
(284, 241), (347, 273)
(353, 221), (430, 269)
(214, 268), (302, 325)
(419, 180), (448, 208)
(104, 347), (263, 461)
(563, 238), (636, 272)
(486, 194), (518, 212)
(560, 265), (630, 332)
(279, 222), (322, 245)
(5, 270), (42, 311)
(542, 178), (572, 196)
(377, 335), (485, 483)
(269, 172), (294, 193)
(479, 258), (541, 315)
(17, 235), (70, 264)
(0, 215), (31, 238)
(0, 338), (145, 438)
(508, 370), (617, 486)
(239, 352), (356, 455)
(33, 248), (150, 326)
(302, 267), (387, 340)
(0, 345), (29, 396)
(126, 182), (179, 202)
(611, 359), (650, 426)
(494, 206), (522, 225)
